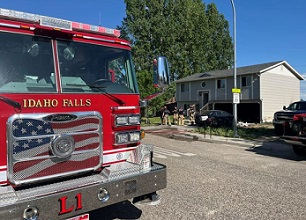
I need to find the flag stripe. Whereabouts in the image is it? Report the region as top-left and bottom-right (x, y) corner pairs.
(14, 153), (100, 179)
(51, 118), (99, 130)
(10, 113), (102, 184)
(13, 134), (100, 159)
(26, 156), (100, 180)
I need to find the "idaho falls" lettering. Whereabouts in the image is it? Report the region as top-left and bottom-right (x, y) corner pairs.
(23, 99), (92, 108)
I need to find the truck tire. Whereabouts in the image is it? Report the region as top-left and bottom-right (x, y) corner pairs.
(274, 124), (283, 135)
(291, 121), (302, 136)
(292, 145), (306, 156)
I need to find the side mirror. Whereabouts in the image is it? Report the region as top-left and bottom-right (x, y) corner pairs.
(153, 56), (170, 89)
(283, 106), (286, 110)
(142, 56), (170, 103)
(139, 100), (148, 108)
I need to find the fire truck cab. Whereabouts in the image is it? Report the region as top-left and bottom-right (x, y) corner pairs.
(0, 8), (167, 220)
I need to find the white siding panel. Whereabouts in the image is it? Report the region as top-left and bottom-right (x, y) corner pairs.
(261, 65), (300, 122)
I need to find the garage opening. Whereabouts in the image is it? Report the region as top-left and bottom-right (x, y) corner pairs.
(214, 103), (260, 123)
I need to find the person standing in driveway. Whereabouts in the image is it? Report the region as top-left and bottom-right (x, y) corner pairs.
(162, 105), (171, 125)
(159, 106), (164, 125)
(178, 106), (185, 126)
(189, 104), (196, 125)
(173, 106), (178, 125)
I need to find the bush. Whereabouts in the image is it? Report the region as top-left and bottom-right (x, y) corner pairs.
(141, 117), (275, 140)
(196, 125), (275, 140)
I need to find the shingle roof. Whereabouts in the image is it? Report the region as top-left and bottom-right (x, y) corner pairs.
(176, 60), (303, 83)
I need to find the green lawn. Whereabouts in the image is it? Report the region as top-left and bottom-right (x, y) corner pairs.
(141, 116), (275, 140)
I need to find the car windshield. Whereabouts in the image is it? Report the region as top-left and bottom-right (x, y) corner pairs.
(202, 111), (215, 116)
(0, 32), (139, 94)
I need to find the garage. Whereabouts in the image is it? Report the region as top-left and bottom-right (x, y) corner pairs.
(214, 102), (261, 123)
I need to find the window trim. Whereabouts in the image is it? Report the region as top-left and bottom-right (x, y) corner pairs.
(201, 81), (206, 88)
(181, 83), (189, 92)
(242, 75), (252, 87)
(217, 78), (226, 89)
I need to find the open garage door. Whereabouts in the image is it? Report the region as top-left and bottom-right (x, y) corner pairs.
(214, 103), (260, 123)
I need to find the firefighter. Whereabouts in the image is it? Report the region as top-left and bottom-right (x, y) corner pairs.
(159, 106), (164, 125)
(172, 106), (178, 125)
(189, 104), (196, 125)
(178, 106), (185, 126)
(162, 105), (171, 125)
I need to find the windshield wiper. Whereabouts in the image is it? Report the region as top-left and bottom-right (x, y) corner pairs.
(66, 83), (126, 105)
(88, 85), (126, 105)
(0, 95), (21, 110)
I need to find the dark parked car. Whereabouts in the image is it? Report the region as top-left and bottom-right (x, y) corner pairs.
(195, 110), (233, 127)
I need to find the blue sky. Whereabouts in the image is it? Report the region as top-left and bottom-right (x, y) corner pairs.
(1, 0), (306, 99)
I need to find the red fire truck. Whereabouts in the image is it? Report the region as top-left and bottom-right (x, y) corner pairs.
(0, 8), (168, 220)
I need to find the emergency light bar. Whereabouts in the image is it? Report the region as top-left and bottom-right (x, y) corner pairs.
(0, 8), (120, 37)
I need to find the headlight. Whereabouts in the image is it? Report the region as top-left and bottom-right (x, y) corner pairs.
(201, 116), (208, 121)
(115, 133), (129, 144)
(116, 116), (129, 126)
(115, 114), (141, 127)
(129, 115), (141, 125)
(114, 131), (141, 145)
(129, 132), (141, 142)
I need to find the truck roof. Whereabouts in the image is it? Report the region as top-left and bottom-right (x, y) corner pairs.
(0, 8), (121, 38)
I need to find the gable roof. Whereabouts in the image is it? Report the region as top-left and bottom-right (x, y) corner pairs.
(176, 61), (304, 83)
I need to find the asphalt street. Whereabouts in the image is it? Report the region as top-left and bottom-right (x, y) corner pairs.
(91, 129), (306, 220)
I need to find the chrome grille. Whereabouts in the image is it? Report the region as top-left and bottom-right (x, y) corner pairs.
(7, 111), (102, 186)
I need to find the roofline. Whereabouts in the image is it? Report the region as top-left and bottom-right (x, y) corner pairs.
(176, 61), (304, 83)
(259, 61), (304, 80)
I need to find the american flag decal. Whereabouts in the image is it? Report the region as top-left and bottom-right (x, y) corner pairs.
(7, 112), (102, 186)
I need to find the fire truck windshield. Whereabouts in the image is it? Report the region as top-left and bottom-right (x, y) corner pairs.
(0, 32), (139, 94)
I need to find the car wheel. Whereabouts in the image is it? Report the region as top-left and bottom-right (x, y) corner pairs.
(292, 145), (306, 156)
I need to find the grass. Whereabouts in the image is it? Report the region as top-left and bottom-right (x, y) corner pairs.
(141, 116), (173, 126)
(141, 116), (275, 140)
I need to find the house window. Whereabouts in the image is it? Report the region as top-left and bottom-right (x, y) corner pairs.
(217, 79), (225, 89)
(242, 76), (252, 87)
(201, 81), (206, 88)
(181, 83), (189, 92)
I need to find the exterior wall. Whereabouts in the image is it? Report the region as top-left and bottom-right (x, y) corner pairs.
(176, 82), (190, 101)
(226, 77), (235, 101)
(214, 74), (260, 102)
(260, 65), (301, 122)
(176, 78), (216, 108)
(176, 74), (260, 109)
(175, 64), (302, 123)
(239, 73), (260, 100)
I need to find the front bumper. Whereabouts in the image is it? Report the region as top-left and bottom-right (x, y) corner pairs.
(282, 135), (306, 147)
(0, 161), (166, 220)
(273, 120), (284, 125)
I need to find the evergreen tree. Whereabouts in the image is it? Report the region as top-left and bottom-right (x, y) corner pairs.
(119, 0), (233, 110)
(206, 3), (233, 70)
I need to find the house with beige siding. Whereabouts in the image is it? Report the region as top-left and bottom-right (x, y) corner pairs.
(175, 61), (303, 123)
